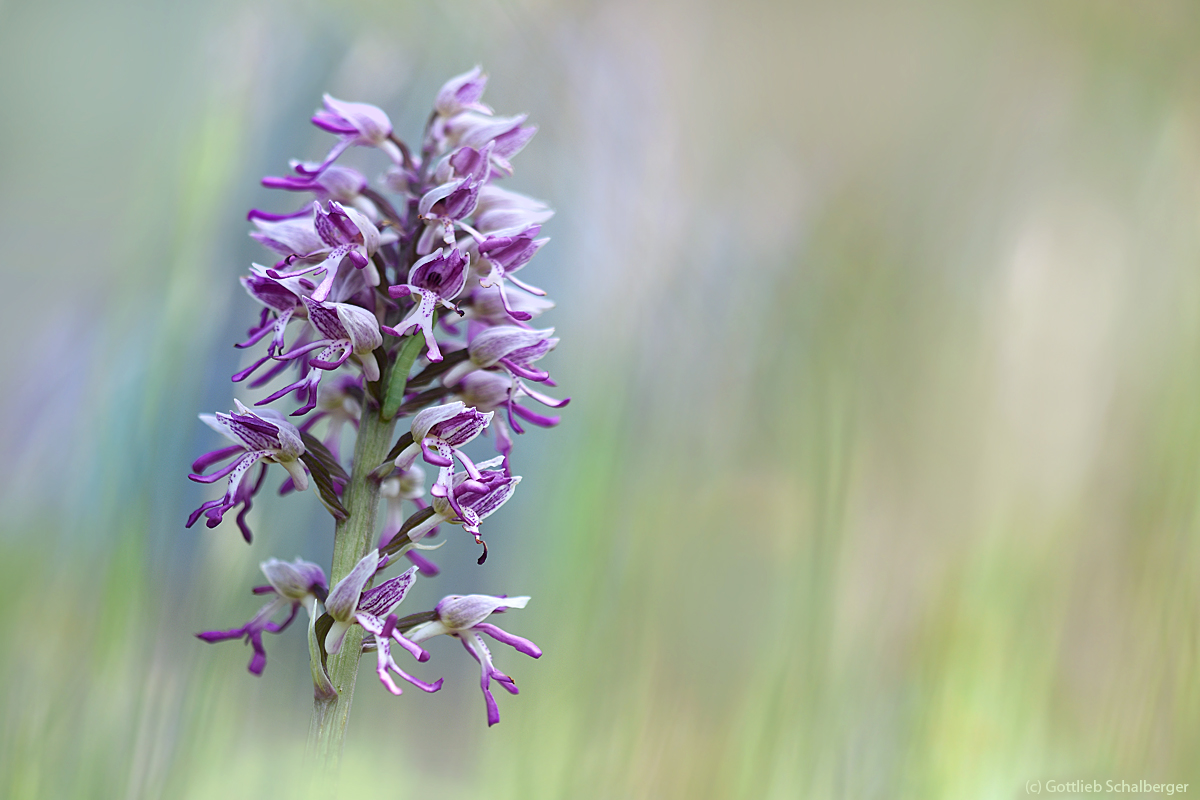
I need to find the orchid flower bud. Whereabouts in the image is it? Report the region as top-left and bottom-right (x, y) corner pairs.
(434, 66), (492, 117)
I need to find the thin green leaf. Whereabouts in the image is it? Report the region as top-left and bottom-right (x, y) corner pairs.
(300, 430), (350, 481)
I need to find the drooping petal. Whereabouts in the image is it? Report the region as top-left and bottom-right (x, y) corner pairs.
(326, 549), (381, 622)
(473, 621), (542, 657)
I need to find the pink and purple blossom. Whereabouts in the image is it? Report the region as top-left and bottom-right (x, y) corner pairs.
(188, 67), (566, 735)
(407, 594), (540, 726)
(196, 558), (328, 675)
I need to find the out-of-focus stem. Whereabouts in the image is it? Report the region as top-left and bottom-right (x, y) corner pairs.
(309, 370), (402, 767)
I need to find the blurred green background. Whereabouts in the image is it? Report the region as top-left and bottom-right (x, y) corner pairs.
(4, 0), (1200, 797)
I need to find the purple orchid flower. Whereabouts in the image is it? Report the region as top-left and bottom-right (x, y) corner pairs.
(416, 175), (483, 254)
(472, 185), (554, 236)
(262, 163), (369, 206)
(356, 566), (444, 696)
(441, 325), (558, 387)
(473, 224), (550, 320)
(188, 401), (308, 541)
(406, 594), (540, 726)
(256, 201), (384, 296)
(381, 247), (470, 362)
(402, 457), (520, 563)
(434, 66), (492, 118)
(306, 94), (402, 175)
(260, 297), (383, 416)
(392, 401), (493, 515)
(196, 558), (328, 675)
(235, 269), (306, 365)
(322, 551), (443, 699)
(444, 112), (537, 176)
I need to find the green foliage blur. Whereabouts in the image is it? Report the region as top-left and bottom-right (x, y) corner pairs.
(4, 0), (1200, 797)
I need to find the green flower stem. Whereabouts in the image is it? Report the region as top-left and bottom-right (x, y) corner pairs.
(309, 344), (414, 766)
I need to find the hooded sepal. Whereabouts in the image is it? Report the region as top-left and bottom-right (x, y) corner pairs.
(324, 549), (380, 654)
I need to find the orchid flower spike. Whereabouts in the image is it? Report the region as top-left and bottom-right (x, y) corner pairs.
(189, 70), (565, 732)
(407, 594), (540, 726)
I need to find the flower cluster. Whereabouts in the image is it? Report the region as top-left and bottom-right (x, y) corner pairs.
(189, 68), (564, 727)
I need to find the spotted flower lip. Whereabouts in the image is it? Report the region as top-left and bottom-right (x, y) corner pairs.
(196, 557), (327, 675)
(187, 401), (308, 541)
(407, 594), (540, 726)
(259, 201), (384, 296)
(381, 248), (470, 362)
(393, 402), (494, 522)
